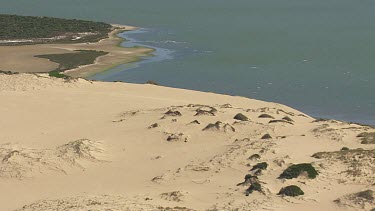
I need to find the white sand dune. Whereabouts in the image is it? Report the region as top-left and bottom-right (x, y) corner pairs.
(0, 73), (374, 211)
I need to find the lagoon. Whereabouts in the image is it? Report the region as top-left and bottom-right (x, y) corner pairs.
(2, 0), (375, 124)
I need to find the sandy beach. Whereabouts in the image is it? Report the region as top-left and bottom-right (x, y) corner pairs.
(0, 73), (373, 211)
(0, 25), (153, 78)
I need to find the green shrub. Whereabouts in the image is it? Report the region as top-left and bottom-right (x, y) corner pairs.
(0, 14), (112, 44)
(282, 116), (294, 122)
(248, 154), (261, 160)
(237, 174), (258, 186)
(279, 163), (318, 179)
(36, 50), (108, 72)
(258, 114), (274, 119)
(0, 70), (18, 75)
(261, 134), (272, 140)
(234, 113), (249, 121)
(48, 71), (70, 79)
(357, 132), (375, 144)
(278, 185), (304, 196)
(245, 182), (262, 196)
(146, 80), (159, 85)
(251, 162), (268, 171)
(356, 190), (374, 200)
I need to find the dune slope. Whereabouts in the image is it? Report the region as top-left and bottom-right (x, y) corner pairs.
(0, 73), (374, 211)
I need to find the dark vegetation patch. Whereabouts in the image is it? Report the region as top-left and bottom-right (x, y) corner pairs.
(282, 116), (294, 122)
(248, 154), (261, 161)
(341, 147), (350, 151)
(48, 71), (71, 79)
(250, 162), (268, 171)
(356, 190), (374, 201)
(311, 118), (331, 123)
(312, 149), (374, 183)
(149, 123), (160, 129)
(0, 14), (112, 45)
(269, 119), (294, 125)
(195, 107), (217, 116)
(334, 189), (375, 209)
(278, 185), (304, 197)
(234, 113), (249, 121)
(258, 114), (275, 119)
(220, 103), (232, 108)
(146, 80), (159, 85)
(202, 121), (235, 132)
(279, 163), (318, 179)
(164, 110), (182, 117)
(357, 132), (375, 144)
(261, 134), (272, 140)
(245, 182), (262, 196)
(35, 50), (108, 73)
(189, 120), (201, 125)
(0, 70), (18, 75)
(237, 174), (259, 186)
(237, 174), (263, 196)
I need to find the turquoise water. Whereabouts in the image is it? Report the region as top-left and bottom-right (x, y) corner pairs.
(2, 0), (375, 125)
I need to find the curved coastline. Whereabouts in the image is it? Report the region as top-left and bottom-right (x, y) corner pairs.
(0, 24), (155, 77)
(63, 24), (156, 78)
(88, 28), (174, 81)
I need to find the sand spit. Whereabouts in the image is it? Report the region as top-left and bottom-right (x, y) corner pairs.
(0, 73), (374, 211)
(0, 25), (153, 77)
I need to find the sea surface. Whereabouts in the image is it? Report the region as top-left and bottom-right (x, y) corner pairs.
(2, 0), (375, 125)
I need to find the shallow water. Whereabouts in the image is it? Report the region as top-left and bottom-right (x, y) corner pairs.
(2, 0), (375, 125)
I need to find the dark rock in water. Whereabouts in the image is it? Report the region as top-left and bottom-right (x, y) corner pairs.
(357, 132), (375, 144)
(258, 114), (275, 119)
(202, 121), (235, 132)
(189, 120), (201, 125)
(278, 185), (304, 197)
(279, 163), (318, 179)
(282, 116), (294, 122)
(248, 154), (261, 160)
(269, 119), (294, 125)
(261, 134), (272, 140)
(164, 110), (182, 117)
(149, 123), (160, 129)
(234, 113), (249, 121)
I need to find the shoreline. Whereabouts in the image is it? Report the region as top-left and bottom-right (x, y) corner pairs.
(0, 24), (154, 78)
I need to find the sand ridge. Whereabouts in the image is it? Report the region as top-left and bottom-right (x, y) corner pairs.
(0, 73), (374, 211)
